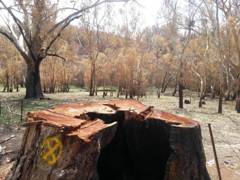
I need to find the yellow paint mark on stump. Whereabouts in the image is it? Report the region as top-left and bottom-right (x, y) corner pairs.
(41, 136), (63, 166)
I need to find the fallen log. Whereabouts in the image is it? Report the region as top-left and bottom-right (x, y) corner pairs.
(8, 100), (210, 180)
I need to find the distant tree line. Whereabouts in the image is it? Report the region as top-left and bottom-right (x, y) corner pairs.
(0, 0), (240, 113)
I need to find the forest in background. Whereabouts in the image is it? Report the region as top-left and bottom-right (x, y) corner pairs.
(0, 0), (240, 113)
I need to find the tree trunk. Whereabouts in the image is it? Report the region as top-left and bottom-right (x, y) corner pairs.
(4, 72), (10, 92)
(16, 84), (19, 92)
(89, 72), (94, 96)
(102, 82), (106, 98)
(8, 100), (210, 180)
(199, 78), (205, 108)
(236, 98), (240, 113)
(218, 93), (223, 114)
(125, 92), (128, 99)
(225, 90), (231, 101)
(89, 60), (96, 96)
(179, 83), (184, 109)
(211, 85), (216, 99)
(157, 88), (160, 98)
(162, 80), (170, 93)
(161, 72), (168, 93)
(199, 96), (203, 108)
(172, 82), (177, 96)
(117, 86), (120, 98)
(129, 93), (133, 99)
(25, 61), (44, 99)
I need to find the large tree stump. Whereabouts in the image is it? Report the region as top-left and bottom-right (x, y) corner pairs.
(8, 100), (210, 180)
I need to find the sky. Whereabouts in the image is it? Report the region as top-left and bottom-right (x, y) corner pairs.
(0, 0), (166, 27)
(76, 0), (165, 28)
(0, 0), (178, 31)
(133, 0), (162, 26)
(106, 0), (185, 29)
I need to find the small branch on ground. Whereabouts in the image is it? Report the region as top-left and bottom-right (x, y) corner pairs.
(0, 135), (15, 145)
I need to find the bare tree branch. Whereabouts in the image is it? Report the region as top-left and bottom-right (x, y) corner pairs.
(45, 14), (82, 54)
(0, 0), (130, 62)
(0, 28), (29, 63)
(47, 0), (128, 35)
(0, 0), (36, 60)
(45, 0), (129, 54)
(47, 53), (67, 61)
(42, 7), (80, 22)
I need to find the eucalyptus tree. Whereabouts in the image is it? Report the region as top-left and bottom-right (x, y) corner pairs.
(0, 0), (128, 99)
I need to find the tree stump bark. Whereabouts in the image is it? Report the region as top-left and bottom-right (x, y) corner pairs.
(8, 100), (210, 180)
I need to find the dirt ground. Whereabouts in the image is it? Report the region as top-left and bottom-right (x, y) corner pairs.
(0, 91), (239, 180)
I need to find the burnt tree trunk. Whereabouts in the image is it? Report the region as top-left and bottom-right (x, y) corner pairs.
(25, 61), (44, 99)
(198, 77), (205, 108)
(8, 100), (210, 180)
(218, 93), (223, 114)
(211, 85), (216, 99)
(172, 82), (177, 96)
(3, 71), (10, 92)
(157, 88), (160, 99)
(179, 83), (184, 109)
(117, 85), (121, 98)
(161, 72), (168, 93)
(89, 59), (96, 96)
(236, 96), (240, 113)
(162, 80), (170, 93)
(199, 96), (204, 108)
(199, 91), (206, 108)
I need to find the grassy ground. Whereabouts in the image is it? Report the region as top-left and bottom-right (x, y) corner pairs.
(0, 88), (239, 179)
